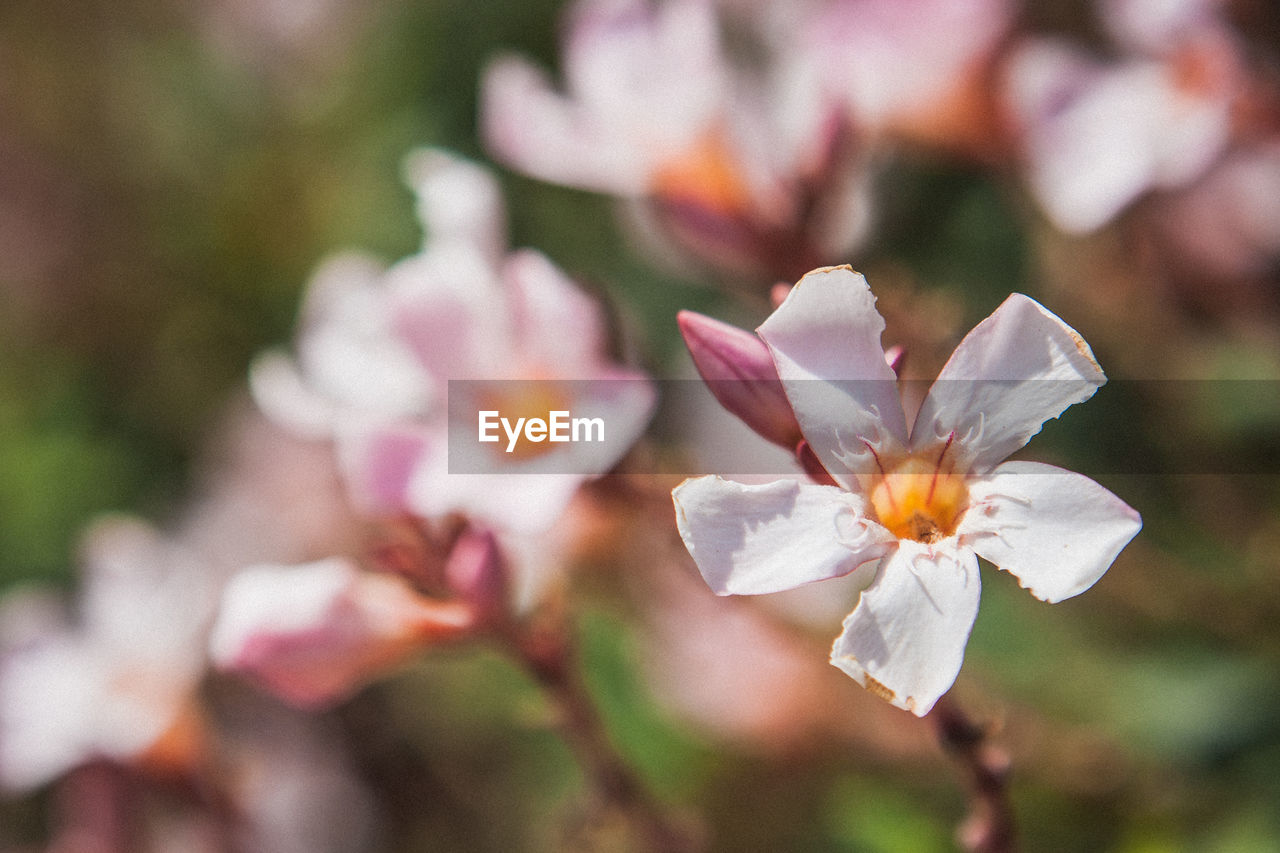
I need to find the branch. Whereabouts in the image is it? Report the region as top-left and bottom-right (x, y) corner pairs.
(931, 695), (1017, 853)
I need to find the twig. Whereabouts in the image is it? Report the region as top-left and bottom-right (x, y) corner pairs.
(931, 695), (1017, 853)
(505, 616), (701, 853)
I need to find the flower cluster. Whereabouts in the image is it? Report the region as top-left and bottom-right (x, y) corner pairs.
(24, 0), (1280, 846)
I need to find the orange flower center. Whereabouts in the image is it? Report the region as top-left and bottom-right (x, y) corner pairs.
(650, 130), (753, 218)
(868, 457), (969, 543)
(479, 381), (572, 461)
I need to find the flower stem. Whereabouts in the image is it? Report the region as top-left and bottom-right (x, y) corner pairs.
(506, 616), (700, 852)
(931, 695), (1017, 853)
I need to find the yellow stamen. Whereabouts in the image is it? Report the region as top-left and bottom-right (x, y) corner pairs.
(868, 457), (968, 543)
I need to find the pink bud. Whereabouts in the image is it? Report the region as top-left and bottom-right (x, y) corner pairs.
(677, 310), (803, 449)
(769, 283), (791, 309)
(796, 440), (838, 487)
(443, 527), (507, 622)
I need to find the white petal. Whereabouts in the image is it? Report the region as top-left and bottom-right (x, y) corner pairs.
(77, 517), (213, 677)
(292, 254), (434, 419)
(385, 245), (508, 380)
(404, 439), (585, 535)
(912, 293), (1105, 473)
(563, 0), (724, 163)
(959, 461), (1141, 603)
(830, 541), (981, 716)
(673, 476), (893, 595)
(0, 636), (100, 790)
(249, 350), (342, 439)
(757, 266), (908, 490)
(402, 148), (506, 260)
(480, 54), (650, 195)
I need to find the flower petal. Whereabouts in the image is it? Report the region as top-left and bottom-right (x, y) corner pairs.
(481, 54), (650, 195)
(335, 423), (431, 515)
(402, 147), (506, 261)
(504, 250), (608, 373)
(757, 266), (908, 490)
(960, 461), (1141, 603)
(673, 476), (893, 595)
(404, 436), (586, 535)
(0, 634), (101, 791)
(830, 541), (981, 716)
(386, 244), (508, 380)
(912, 293), (1106, 473)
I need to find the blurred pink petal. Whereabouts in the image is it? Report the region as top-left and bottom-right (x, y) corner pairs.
(1152, 142), (1280, 280)
(336, 423), (432, 515)
(803, 0), (1013, 151)
(210, 558), (474, 708)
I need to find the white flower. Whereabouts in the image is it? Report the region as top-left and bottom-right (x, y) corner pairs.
(0, 518), (216, 790)
(673, 266), (1141, 715)
(1002, 22), (1243, 234)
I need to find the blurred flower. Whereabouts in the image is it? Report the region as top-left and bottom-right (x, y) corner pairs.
(481, 0), (872, 282)
(210, 557), (475, 709)
(183, 404), (361, 569)
(251, 149), (654, 537)
(673, 266), (1141, 715)
(640, 557), (863, 749)
(800, 0), (1015, 158)
(0, 518), (217, 791)
(1149, 141), (1280, 283)
(1002, 0), (1245, 233)
(220, 695), (379, 853)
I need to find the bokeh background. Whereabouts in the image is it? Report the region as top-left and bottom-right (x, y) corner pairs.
(3, 0), (1280, 850)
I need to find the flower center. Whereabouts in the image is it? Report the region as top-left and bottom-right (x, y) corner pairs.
(650, 129), (753, 218)
(478, 382), (571, 461)
(868, 457), (969, 543)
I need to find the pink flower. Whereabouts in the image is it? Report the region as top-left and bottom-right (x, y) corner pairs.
(250, 149), (654, 536)
(672, 266), (1141, 715)
(481, 0), (872, 281)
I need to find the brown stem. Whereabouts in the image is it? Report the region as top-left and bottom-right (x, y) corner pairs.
(931, 695), (1017, 853)
(505, 617), (700, 853)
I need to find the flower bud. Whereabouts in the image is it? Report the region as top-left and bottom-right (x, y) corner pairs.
(210, 558), (474, 708)
(677, 310), (803, 448)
